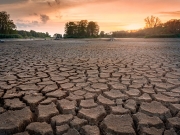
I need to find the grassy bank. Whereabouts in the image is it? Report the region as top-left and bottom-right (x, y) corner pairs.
(0, 34), (23, 38)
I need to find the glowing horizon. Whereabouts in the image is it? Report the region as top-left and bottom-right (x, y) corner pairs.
(0, 0), (180, 36)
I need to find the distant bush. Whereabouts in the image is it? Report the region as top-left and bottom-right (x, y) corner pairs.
(17, 30), (51, 38)
(0, 34), (23, 38)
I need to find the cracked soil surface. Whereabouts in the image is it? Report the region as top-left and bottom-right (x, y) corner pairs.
(0, 38), (180, 135)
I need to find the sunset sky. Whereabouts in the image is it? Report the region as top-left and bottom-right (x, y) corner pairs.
(1, 0), (180, 36)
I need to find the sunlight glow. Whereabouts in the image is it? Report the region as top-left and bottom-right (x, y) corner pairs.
(126, 24), (143, 30)
(1, 0), (180, 35)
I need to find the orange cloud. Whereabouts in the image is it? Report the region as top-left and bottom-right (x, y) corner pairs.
(158, 11), (180, 17)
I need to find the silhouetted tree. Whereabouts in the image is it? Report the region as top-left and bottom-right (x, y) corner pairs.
(0, 11), (16, 34)
(30, 30), (37, 37)
(112, 31), (127, 37)
(164, 19), (180, 34)
(46, 32), (50, 37)
(144, 15), (161, 28)
(87, 21), (99, 37)
(64, 20), (99, 38)
(17, 30), (27, 37)
(77, 20), (88, 37)
(17, 30), (50, 38)
(65, 22), (78, 38)
(100, 31), (105, 37)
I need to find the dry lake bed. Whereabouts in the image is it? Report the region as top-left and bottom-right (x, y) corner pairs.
(0, 38), (180, 135)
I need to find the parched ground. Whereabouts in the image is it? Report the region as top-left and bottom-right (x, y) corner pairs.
(0, 39), (180, 135)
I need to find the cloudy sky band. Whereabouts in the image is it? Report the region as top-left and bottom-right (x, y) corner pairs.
(1, 0), (180, 35)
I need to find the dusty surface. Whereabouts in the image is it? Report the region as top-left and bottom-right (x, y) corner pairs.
(0, 38), (180, 135)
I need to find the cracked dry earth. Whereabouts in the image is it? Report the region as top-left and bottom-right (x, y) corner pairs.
(0, 38), (180, 135)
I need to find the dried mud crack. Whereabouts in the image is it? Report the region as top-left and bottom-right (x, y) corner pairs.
(0, 39), (180, 135)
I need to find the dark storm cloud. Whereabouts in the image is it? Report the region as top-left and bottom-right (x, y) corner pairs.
(40, 14), (50, 23)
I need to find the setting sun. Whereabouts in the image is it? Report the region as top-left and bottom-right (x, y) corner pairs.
(126, 24), (144, 31)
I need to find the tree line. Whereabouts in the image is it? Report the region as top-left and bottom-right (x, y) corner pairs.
(110, 16), (180, 38)
(17, 30), (50, 38)
(0, 11), (50, 38)
(64, 20), (99, 38)
(64, 16), (180, 38)
(1, 11), (180, 38)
